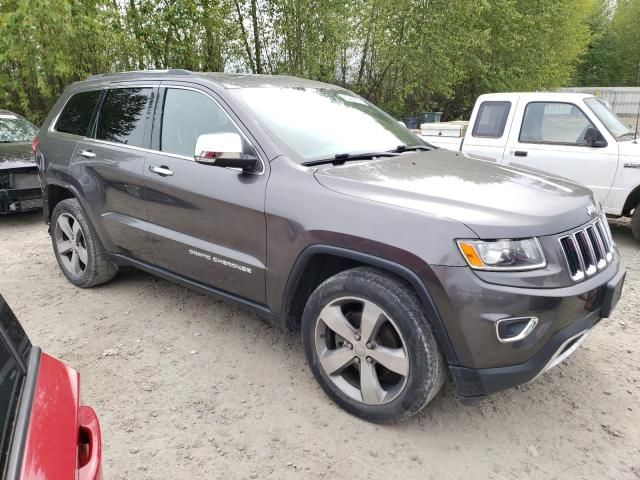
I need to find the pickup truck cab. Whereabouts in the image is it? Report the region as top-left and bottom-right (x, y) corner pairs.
(420, 93), (640, 239)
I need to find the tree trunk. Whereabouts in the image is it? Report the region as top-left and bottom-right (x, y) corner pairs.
(250, 0), (262, 73)
(233, 0), (256, 72)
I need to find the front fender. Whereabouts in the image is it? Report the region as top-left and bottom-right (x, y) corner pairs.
(278, 243), (459, 364)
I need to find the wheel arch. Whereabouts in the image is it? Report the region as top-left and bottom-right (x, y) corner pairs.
(43, 181), (111, 254)
(280, 245), (458, 364)
(43, 183), (76, 223)
(622, 184), (640, 216)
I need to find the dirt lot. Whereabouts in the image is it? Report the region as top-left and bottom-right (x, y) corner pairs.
(1, 212), (638, 480)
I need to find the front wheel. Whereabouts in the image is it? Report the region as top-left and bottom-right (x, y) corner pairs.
(301, 267), (446, 423)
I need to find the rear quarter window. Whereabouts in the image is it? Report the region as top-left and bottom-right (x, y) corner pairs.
(472, 101), (511, 138)
(54, 90), (102, 137)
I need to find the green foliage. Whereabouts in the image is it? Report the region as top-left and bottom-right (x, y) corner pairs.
(0, 0), (613, 124)
(0, 0), (125, 123)
(609, 0), (640, 85)
(575, 0), (640, 87)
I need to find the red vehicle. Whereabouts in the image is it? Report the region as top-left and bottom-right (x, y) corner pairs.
(0, 294), (102, 480)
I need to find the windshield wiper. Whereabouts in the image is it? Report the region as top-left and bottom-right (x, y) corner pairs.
(390, 144), (432, 153)
(302, 151), (398, 167)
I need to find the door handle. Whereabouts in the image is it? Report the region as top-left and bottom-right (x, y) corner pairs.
(149, 165), (174, 177)
(78, 149), (96, 159)
(514, 150), (528, 157)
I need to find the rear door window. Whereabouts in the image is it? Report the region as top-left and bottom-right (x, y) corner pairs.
(55, 90), (102, 137)
(472, 101), (511, 138)
(95, 88), (153, 148)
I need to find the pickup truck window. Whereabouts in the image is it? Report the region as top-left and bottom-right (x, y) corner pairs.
(472, 101), (511, 138)
(520, 102), (596, 146)
(584, 97), (634, 140)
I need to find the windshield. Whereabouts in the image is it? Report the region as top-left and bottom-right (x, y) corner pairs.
(584, 97), (634, 140)
(0, 114), (38, 143)
(231, 87), (422, 162)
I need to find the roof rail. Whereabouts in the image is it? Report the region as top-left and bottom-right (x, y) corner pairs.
(87, 69), (193, 80)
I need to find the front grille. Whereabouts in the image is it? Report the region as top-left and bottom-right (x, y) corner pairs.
(559, 216), (614, 282)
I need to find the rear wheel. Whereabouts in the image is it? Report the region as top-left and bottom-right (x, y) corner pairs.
(301, 267), (445, 423)
(51, 198), (117, 288)
(631, 205), (640, 241)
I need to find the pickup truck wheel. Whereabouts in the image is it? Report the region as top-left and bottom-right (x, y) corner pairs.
(301, 267), (445, 423)
(632, 206), (640, 241)
(51, 198), (117, 288)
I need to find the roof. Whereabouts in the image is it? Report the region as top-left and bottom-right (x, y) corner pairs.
(478, 92), (594, 102)
(85, 70), (344, 90)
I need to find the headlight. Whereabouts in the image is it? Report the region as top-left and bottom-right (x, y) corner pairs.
(456, 238), (546, 271)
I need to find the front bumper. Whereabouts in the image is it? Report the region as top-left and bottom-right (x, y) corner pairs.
(427, 254), (625, 398)
(0, 168), (42, 214)
(0, 187), (43, 213)
(450, 308), (598, 397)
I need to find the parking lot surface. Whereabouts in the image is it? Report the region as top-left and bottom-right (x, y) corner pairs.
(1, 212), (638, 480)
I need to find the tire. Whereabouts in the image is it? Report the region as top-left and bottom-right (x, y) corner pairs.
(632, 205), (640, 241)
(51, 198), (117, 288)
(301, 267), (446, 423)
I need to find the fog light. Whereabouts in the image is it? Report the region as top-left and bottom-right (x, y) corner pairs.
(496, 317), (538, 343)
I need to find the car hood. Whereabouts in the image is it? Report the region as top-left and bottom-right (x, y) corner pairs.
(313, 150), (598, 238)
(0, 142), (35, 170)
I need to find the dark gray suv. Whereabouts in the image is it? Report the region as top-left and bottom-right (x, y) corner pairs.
(35, 70), (625, 422)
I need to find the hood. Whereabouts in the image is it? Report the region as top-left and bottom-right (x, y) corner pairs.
(0, 142), (35, 170)
(314, 150), (598, 238)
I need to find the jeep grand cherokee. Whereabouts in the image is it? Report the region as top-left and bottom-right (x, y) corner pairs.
(34, 70), (625, 422)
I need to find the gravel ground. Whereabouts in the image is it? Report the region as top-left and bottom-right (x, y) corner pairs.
(0, 212), (638, 480)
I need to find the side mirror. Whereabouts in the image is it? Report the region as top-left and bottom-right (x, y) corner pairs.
(584, 127), (607, 148)
(194, 133), (258, 172)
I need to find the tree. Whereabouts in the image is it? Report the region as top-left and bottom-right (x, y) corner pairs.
(0, 0), (125, 123)
(575, 0), (640, 87)
(0, 0), (611, 123)
(609, 0), (640, 85)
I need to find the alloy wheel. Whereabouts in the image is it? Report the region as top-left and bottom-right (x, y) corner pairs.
(54, 213), (88, 277)
(314, 296), (409, 405)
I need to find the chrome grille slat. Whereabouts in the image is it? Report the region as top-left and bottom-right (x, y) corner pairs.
(594, 219), (613, 259)
(575, 230), (597, 276)
(586, 225), (607, 269)
(559, 217), (614, 282)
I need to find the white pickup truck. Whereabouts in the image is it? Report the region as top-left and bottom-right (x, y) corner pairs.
(420, 92), (640, 240)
